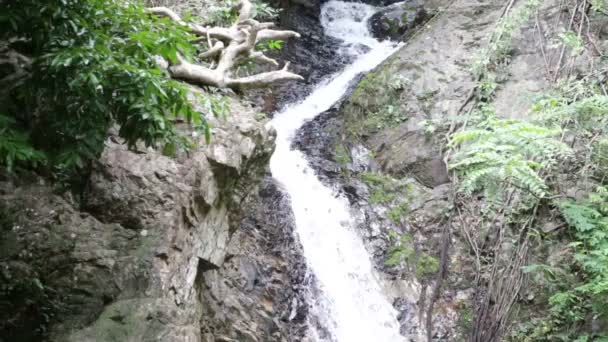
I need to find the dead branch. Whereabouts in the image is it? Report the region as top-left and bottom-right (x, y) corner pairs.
(425, 215), (452, 342)
(0, 48), (32, 96)
(553, 0), (580, 81)
(147, 0), (303, 89)
(469, 203), (538, 342)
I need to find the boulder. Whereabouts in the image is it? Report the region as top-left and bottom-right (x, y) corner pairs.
(369, 0), (429, 41)
(371, 129), (450, 188)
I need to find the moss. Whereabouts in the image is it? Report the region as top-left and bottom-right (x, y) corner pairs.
(361, 172), (395, 188)
(415, 254), (439, 278)
(361, 172), (398, 204)
(363, 104), (408, 131)
(333, 144), (351, 166)
(370, 188), (396, 204)
(361, 172), (415, 212)
(387, 202), (409, 223)
(385, 231), (439, 280)
(345, 63), (408, 137)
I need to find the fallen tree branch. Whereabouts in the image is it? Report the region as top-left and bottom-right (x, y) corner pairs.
(147, 0), (303, 88)
(0, 49), (32, 96)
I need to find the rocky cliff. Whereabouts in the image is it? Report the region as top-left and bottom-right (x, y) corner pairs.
(0, 90), (309, 341)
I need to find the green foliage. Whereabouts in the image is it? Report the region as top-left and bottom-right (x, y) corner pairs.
(1, 0), (228, 175)
(0, 115), (45, 172)
(256, 39), (283, 52)
(457, 302), (474, 336)
(470, 0), (541, 79)
(333, 144), (351, 167)
(419, 118), (441, 135)
(254, 112), (267, 121)
(559, 31), (585, 55)
(479, 73), (498, 100)
(385, 232), (416, 266)
(591, 0), (607, 14)
(593, 137), (608, 171)
(361, 172), (399, 204)
(347, 70), (409, 136)
(522, 188), (608, 340)
(388, 75), (410, 91)
(361, 172), (415, 225)
(387, 202), (409, 223)
(364, 104), (408, 130)
(253, 2), (281, 21)
(385, 231), (439, 278)
(206, 3), (239, 26)
(534, 94), (608, 132)
(205, 0), (280, 26)
(448, 108), (570, 199)
(415, 253), (440, 278)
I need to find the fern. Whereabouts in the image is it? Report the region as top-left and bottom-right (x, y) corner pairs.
(534, 94), (608, 132)
(560, 201), (602, 233)
(449, 112), (570, 199)
(535, 190), (608, 340)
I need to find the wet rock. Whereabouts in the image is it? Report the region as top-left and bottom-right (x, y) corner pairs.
(394, 297), (421, 337)
(346, 0), (405, 6)
(292, 108), (343, 182)
(369, 0), (429, 41)
(199, 176), (310, 341)
(0, 94), (276, 341)
(270, 0), (351, 108)
(371, 129), (450, 188)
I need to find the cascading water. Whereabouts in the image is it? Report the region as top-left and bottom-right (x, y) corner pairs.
(270, 1), (405, 341)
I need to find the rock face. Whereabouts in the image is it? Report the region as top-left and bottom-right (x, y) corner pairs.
(198, 177), (310, 342)
(0, 95), (291, 341)
(370, 129), (449, 188)
(266, 0), (352, 109)
(369, 0), (429, 41)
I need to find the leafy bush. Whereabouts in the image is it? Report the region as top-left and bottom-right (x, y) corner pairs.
(523, 188), (608, 341)
(205, 0), (281, 26)
(1, 0), (226, 174)
(533, 94), (608, 131)
(0, 115), (45, 172)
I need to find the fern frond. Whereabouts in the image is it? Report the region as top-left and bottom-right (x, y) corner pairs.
(449, 116), (569, 200)
(460, 166), (497, 195)
(448, 129), (493, 146)
(512, 163), (548, 197)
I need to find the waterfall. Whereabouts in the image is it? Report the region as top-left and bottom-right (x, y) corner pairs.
(269, 1), (405, 341)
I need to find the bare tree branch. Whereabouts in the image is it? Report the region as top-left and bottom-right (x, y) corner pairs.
(198, 41), (224, 59)
(257, 29), (301, 41)
(0, 49), (32, 96)
(147, 0), (303, 89)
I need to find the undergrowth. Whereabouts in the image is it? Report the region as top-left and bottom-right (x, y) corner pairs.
(446, 0), (608, 339)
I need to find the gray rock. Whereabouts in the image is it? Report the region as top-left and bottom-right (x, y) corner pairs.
(0, 95), (277, 341)
(369, 0), (429, 41)
(371, 129), (450, 188)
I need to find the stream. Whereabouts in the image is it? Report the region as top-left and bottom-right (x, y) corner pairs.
(269, 1), (404, 341)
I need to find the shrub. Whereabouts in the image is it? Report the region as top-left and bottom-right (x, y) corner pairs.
(1, 0), (226, 174)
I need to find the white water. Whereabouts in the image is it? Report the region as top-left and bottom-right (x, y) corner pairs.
(269, 1), (405, 341)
